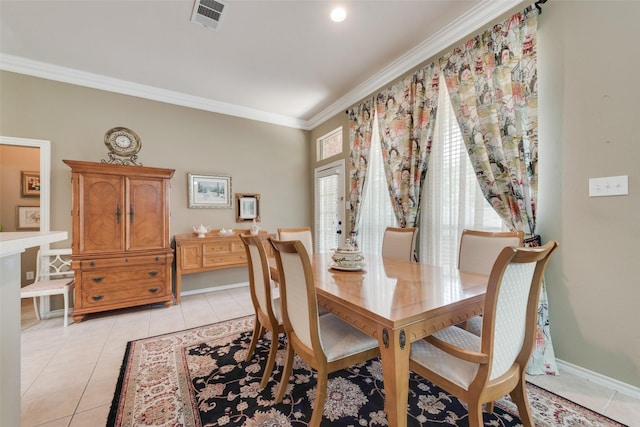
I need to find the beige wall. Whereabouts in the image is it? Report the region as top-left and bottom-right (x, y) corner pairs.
(0, 72), (311, 292)
(537, 0), (639, 388)
(0, 145), (40, 285)
(310, 2), (640, 388)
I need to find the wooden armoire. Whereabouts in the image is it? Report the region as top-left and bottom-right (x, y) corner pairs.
(64, 160), (175, 322)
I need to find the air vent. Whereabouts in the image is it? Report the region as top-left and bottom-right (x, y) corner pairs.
(191, 0), (227, 30)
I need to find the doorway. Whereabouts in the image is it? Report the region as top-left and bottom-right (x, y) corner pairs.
(314, 159), (345, 253)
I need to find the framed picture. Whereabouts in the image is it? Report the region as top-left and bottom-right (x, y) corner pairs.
(17, 206), (41, 230)
(236, 193), (260, 222)
(21, 171), (40, 197)
(188, 173), (232, 208)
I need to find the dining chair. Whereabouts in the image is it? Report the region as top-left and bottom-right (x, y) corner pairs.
(381, 226), (418, 261)
(277, 227), (314, 256)
(240, 234), (284, 388)
(409, 240), (558, 427)
(270, 238), (380, 427)
(20, 248), (75, 327)
(458, 229), (524, 335)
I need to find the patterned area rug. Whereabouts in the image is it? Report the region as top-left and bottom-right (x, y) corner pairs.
(107, 316), (626, 427)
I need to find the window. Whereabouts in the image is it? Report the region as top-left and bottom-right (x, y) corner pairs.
(356, 114), (397, 254)
(317, 127), (342, 161)
(420, 76), (504, 267)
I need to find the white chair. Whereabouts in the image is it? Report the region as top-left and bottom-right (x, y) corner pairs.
(240, 234), (284, 388)
(270, 238), (380, 427)
(20, 248), (75, 327)
(410, 241), (558, 427)
(277, 227), (313, 256)
(381, 226), (418, 261)
(458, 229), (524, 335)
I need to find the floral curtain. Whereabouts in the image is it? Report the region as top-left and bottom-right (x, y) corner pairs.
(439, 7), (557, 375)
(375, 62), (440, 228)
(346, 98), (375, 240)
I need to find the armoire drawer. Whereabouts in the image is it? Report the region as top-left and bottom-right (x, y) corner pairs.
(81, 266), (166, 290)
(78, 254), (171, 269)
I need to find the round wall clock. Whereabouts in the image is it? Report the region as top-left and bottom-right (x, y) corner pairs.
(103, 127), (142, 166)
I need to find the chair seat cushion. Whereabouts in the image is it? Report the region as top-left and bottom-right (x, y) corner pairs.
(319, 314), (378, 362)
(21, 279), (74, 297)
(410, 326), (481, 390)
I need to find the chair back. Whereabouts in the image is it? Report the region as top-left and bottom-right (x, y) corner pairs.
(278, 227), (314, 256)
(382, 227), (418, 261)
(458, 229), (524, 276)
(480, 241), (558, 381)
(270, 238), (321, 353)
(240, 234), (278, 325)
(36, 248), (74, 281)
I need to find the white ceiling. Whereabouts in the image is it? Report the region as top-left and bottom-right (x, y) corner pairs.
(0, 0), (525, 129)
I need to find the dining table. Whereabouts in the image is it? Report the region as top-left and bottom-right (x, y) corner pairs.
(270, 252), (490, 427)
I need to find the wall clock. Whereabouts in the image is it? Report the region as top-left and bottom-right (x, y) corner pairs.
(102, 127), (142, 166)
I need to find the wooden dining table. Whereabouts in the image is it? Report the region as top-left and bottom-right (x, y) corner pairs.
(270, 252), (490, 427)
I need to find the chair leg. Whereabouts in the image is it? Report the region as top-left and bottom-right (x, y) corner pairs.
(485, 401), (495, 414)
(510, 378), (534, 427)
(260, 331), (280, 388)
(310, 372), (328, 427)
(63, 289), (69, 328)
(275, 344), (294, 403)
(245, 322), (265, 362)
(467, 398), (484, 427)
(32, 297), (41, 320)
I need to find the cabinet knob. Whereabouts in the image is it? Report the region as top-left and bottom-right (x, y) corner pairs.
(92, 277), (104, 283)
(90, 261), (95, 267)
(92, 295), (104, 301)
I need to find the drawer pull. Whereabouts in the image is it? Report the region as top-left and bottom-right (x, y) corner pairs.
(90, 261), (95, 267)
(149, 288), (159, 294)
(148, 271), (159, 277)
(92, 277), (104, 283)
(92, 295), (104, 301)
(155, 256), (159, 261)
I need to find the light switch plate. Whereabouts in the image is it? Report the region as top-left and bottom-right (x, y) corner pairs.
(588, 175), (629, 197)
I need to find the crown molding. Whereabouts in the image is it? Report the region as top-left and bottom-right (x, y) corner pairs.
(0, 0), (524, 131)
(0, 54), (307, 130)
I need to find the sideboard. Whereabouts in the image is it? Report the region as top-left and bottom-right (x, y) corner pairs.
(173, 230), (274, 303)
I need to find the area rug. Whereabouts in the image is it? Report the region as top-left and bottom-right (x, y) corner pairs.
(107, 316), (626, 427)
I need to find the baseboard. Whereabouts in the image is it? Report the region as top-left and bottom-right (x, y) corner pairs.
(180, 281), (249, 297)
(556, 359), (640, 399)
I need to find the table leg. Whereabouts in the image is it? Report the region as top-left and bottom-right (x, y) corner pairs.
(378, 327), (410, 427)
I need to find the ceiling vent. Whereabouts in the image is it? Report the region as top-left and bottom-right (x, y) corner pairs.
(191, 0), (227, 31)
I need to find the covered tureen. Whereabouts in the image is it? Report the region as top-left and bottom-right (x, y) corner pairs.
(331, 239), (365, 269)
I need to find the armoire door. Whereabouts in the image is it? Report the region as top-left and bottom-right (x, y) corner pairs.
(80, 173), (125, 253)
(127, 177), (168, 251)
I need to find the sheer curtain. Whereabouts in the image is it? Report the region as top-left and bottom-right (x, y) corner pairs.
(357, 113), (397, 254)
(420, 76), (504, 267)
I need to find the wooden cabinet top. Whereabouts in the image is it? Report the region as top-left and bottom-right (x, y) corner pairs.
(63, 159), (175, 178)
(174, 229), (273, 244)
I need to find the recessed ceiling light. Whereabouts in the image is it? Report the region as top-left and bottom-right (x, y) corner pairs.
(330, 7), (346, 23)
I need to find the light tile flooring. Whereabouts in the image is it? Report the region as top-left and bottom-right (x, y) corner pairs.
(20, 287), (639, 427)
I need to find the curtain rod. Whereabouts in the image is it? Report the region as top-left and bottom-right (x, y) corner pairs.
(534, 0), (548, 14)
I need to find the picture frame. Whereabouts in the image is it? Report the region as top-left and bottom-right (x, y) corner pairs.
(236, 193), (260, 222)
(188, 173), (232, 208)
(21, 171), (40, 197)
(17, 206), (41, 230)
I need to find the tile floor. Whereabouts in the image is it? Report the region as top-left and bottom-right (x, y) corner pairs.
(20, 286), (639, 427)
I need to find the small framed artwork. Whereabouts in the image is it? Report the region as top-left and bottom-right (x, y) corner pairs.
(21, 171), (40, 197)
(17, 206), (41, 230)
(236, 193), (260, 222)
(188, 173), (232, 208)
